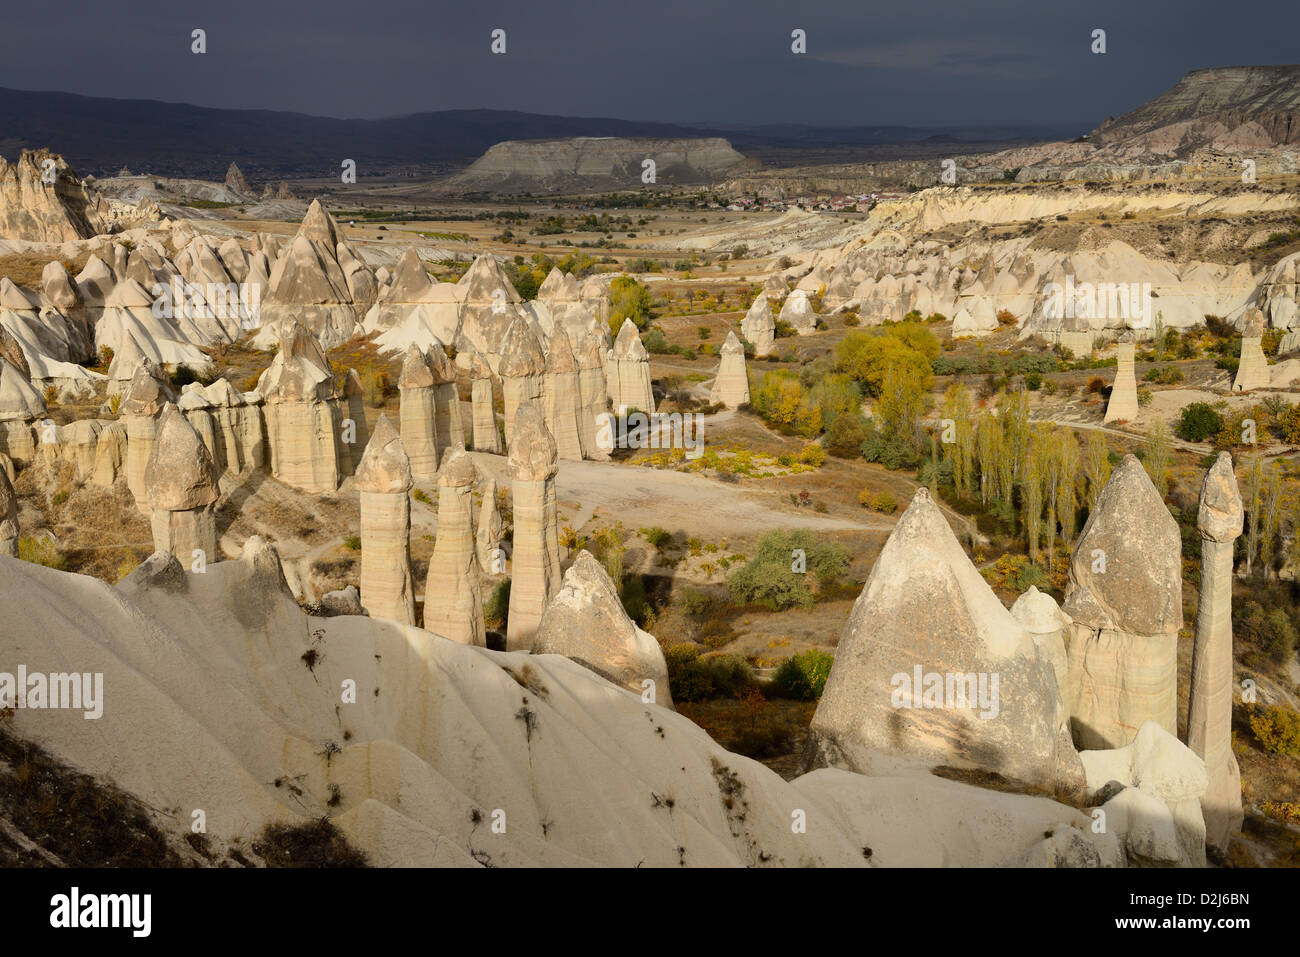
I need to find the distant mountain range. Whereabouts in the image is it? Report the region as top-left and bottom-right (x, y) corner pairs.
(0, 86), (1080, 182)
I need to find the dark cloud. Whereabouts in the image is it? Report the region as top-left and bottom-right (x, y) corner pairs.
(0, 0), (1294, 128)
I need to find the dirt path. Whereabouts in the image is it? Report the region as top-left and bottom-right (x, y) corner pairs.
(469, 453), (886, 539)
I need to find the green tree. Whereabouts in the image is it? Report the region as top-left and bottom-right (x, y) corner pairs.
(1142, 420), (1172, 497)
(1082, 431), (1111, 510)
(608, 276), (653, 332)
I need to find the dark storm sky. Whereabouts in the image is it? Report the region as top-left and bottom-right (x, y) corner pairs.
(1, 0), (1295, 129)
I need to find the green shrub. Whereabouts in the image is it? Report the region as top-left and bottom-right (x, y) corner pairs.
(17, 536), (65, 570)
(641, 327), (670, 353)
(620, 574), (652, 626)
(770, 650), (834, 700)
(663, 645), (754, 702)
(1175, 402), (1224, 442)
(1249, 705), (1300, 757)
(726, 530), (850, 610)
(641, 526), (672, 548)
(798, 443), (826, 467)
(484, 579), (511, 629)
(342, 534), (361, 551)
(825, 413), (869, 457)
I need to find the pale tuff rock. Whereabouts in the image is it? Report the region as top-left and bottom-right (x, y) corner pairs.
(0, 149), (101, 242)
(506, 402), (560, 651)
(1080, 721), (1209, 867)
(427, 342), (465, 459)
(1, 544), (1119, 867)
(37, 419), (103, 482)
(951, 301), (998, 337)
(119, 358), (177, 506)
(177, 378), (264, 475)
(1103, 337), (1139, 423)
(1232, 308), (1270, 392)
(105, 333), (148, 394)
(0, 325), (30, 382)
(75, 254), (115, 309)
(0, 464), (17, 557)
(534, 550), (673, 708)
(319, 584), (363, 617)
(365, 247), (433, 331)
(217, 238), (249, 284)
(608, 319), (654, 413)
(456, 253), (522, 357)
(807, 488), (1085, 795)
(144, 404), (220, 564)
(465, 348), (502, 454)
(91, 421), (127, 487)
(341, 368), (369, 475)
(423, 448), (484, 646)
(542, 325), (584, 461)
(575, 329), (609, 459)
(1063, 455), (1182, 750)
(1010, 586), (1071, 711)
(778, 288), (817, 335)
(709, 330), (750, 408)
(762, 274), (789, 300)
(256, 324), (343, 494)
(1188, 453), (1244, 851)
(498, 317), (547, 451)
(398, 343), (440, 483)
(224, 163), (250, 195)
(354, 415), (416, 625)
(740, 293), (776, 356)
(476, 476), (503, 573)
(258, 201), (358, 349)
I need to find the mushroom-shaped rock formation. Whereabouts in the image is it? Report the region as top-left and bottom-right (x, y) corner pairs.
(398, 343), (439, 483)
(144, 404), (221, 565)
(423, 448), (484, 646)
(608, 319), (654, 414)
(354, 415), (416, 625)
(1187, 452), (1244, 852)
(506, 402), (560, 651)
(498, 317), (547, 451)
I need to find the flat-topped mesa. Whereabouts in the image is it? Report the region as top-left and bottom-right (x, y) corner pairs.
(1233, 308), (1270, 392)
(608, 319), (654, 414)
(423, 448), (484, 646)
(144, 404), (221, 566)
(398, 343), (440, 483)
(464, 347), (501, 454)
(1189, 452), (1245, 851)
(806, 488), (1084, 795)
(427, 340), (465, 458)
(709, 330), (750, 408)
(257, 322), (343, 493)
(1063, 455), (1182, 750)
(498, 317), (547, 451)
(0, 465), (17, 557)
(741, 293), (776, 357)
(117, 358), (178, 507)
(354, 415), (416, 625)
(542, 325), (584, 461)
(778, 288), (817, 336)
(507, 402), (560, 651)
(575, 329), (610, 459)
(1104, 334), (1139, 423)
(534, 550), (673, 708)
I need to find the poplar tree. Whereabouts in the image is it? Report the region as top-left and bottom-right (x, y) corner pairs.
(1082, 430), (1111, 510)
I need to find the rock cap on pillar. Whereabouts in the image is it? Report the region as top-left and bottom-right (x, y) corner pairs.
(437, 445), (476, 488)
(354, 415), (412, 493)
(1198, 452), (1243, 542)
(508, 402), (557, 481)
(143, 404), (220, 510)
(399, 342), (435, 389)
(119, 357), (177, 416)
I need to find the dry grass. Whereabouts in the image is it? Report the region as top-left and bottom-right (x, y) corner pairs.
(0, 253), (89, 294)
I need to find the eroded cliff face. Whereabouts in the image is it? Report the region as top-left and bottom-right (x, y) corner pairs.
(448, 136), (753, 192)
(0, 148), (103, 243)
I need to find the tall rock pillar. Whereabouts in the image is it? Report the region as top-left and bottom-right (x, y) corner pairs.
(423, 448), (485, 645)
(1188, 452), (1245, 852)
(1103, 335), (1139, 423)
(506, 403), (560, 651)
(354, 415), (416, 625)
(143, 404), (221, 565)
